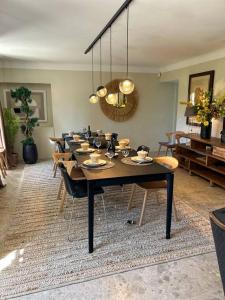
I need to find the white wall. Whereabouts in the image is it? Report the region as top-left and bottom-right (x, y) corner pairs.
(0, 68), (177, 159)
(161, 57), (225, 137)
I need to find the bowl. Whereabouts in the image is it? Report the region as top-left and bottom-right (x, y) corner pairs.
(119, 140), (127, 149)
(73, 134), (80, 142)
(81, 142), (89, 151)
(105, 133), (112, 141)
(137, 150), (148, 160)
(90, 153), (101, 163)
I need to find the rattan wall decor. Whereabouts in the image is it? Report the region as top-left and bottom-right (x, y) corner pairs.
(99, 79), (138, 122)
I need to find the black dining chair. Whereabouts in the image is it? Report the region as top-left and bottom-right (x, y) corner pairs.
(56, 141), (65, 153)
(58, 163), (106, 241)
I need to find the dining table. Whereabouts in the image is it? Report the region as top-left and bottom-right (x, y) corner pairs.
(67, 140), (174, 253)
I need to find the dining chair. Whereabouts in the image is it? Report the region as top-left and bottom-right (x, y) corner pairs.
(121, 145), (150, 193)
(58, 163), (105, 241)
(157, 131), (184, 156)
(128, 156), (179, 226)
(57, 160), (85, 212)
(52, 152), (72, 177)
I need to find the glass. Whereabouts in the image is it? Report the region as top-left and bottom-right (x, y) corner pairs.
(85, 132), (89, 140)
(94, 137), (101, 153)
(122, 149), (129, 158)
(106, 151), (114, 164)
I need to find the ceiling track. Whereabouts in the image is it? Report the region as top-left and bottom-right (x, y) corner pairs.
(84, 0), (134, 54)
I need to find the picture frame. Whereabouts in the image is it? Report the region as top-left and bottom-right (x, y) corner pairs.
(3, 89), (48, 122)
(186, 70), (215, 126)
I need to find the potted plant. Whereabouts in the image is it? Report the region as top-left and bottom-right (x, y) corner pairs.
(3, 108), (20, 167)
(10, 87), (39, 164)
(182, 92), (225, 139)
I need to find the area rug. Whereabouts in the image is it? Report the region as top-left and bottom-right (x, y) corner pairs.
(0, 161), (214, 299)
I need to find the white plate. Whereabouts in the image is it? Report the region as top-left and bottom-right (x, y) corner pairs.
(131, 156), (153, 163)
(72, 139), (85, 143)
(83, 159), (107, 167)
(115, 145), (131, 150)
(76, 148), (95, 153)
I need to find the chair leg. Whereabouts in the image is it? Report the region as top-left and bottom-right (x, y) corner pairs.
(100, 194), (109, 232)
(68, 197), (76, 242)
(128, 184), (136, 210)
(53, 163), (58, 178)
(139, 190), (148, 226)
(57, 177), (64, 200)
(155, 191), (160, 205)
(165, 147), (168, 156)
(59, 186), (67, 213)
(157, 145), (162, 156)
(172, 198), (178, 222)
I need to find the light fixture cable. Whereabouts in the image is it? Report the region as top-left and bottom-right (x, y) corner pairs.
(126, 5), (129, 77)
(99, 38), (102, 84)
(91, 48), (94, 92)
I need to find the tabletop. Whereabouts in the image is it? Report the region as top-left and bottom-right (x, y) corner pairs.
(67, 140), (172, 182)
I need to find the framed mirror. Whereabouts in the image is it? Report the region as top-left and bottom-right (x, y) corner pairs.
(187, 70), (215, 126)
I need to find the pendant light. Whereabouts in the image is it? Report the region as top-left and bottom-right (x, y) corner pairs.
(89, 49), (99, 104)
(89, 48), (99, 104)
(106, 26), (118, 105)
(119, 6), (134, 95)
(96, 38), (107, 98)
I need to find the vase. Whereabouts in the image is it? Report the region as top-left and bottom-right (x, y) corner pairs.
(200, 122), (212, 139)
(23, 143), (38, 164)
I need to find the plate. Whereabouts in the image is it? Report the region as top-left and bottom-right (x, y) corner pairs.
(105, 152), (118, 157)
(115, 145), (131, 150)
(83, 159), (107, 167)
(131, 156), (153, 163)
(76, 148), (95, 153)
(71, 139), (85, 143)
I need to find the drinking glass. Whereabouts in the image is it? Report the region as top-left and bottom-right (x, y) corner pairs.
(122, 149), (129, 158)
(85, 132), (89, 140)
(94, 137), (101, 153)
(106, 151), (114, 164)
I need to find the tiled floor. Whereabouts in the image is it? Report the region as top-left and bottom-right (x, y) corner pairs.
(0, 164), (225, 300)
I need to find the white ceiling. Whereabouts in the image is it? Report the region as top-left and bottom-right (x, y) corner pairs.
(1, 0), (225, 72)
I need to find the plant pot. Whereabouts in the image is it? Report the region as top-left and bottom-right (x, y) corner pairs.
(23, 143), (38, 164)
(200, 122), (212, 139)
(8, 152), (18, 168)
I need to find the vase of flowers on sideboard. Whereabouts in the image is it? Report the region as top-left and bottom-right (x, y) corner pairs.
(200, 121), (212, 139)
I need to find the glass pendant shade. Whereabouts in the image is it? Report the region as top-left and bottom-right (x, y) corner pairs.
(119, 79), (134, 95)
(96, 85), (107, 97)
(89, 93), (99, 104)
(106, 93), (118, 105)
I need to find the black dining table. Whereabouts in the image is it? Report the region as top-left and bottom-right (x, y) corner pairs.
(68, 140), (174, 253)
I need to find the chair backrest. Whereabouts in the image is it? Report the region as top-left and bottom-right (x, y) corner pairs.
(58, 163), (76, 196)
(154, 156), (178, 171)
(56, 141), (65, 153)
(166, 131), (185, 144)
(137, 145), (150, 154)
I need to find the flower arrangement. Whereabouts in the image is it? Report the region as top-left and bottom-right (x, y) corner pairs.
(194, 92), (225, 126)
(181, 92), (225, 126)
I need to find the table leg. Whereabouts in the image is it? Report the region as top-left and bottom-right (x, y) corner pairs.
(166, 172), (174, 239)
(88, 181), (94, 253)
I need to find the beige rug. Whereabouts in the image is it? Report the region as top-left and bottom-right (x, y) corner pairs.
(0, 161), (214, 299)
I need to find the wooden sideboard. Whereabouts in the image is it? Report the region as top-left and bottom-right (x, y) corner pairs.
(175, 134), (225, 189)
